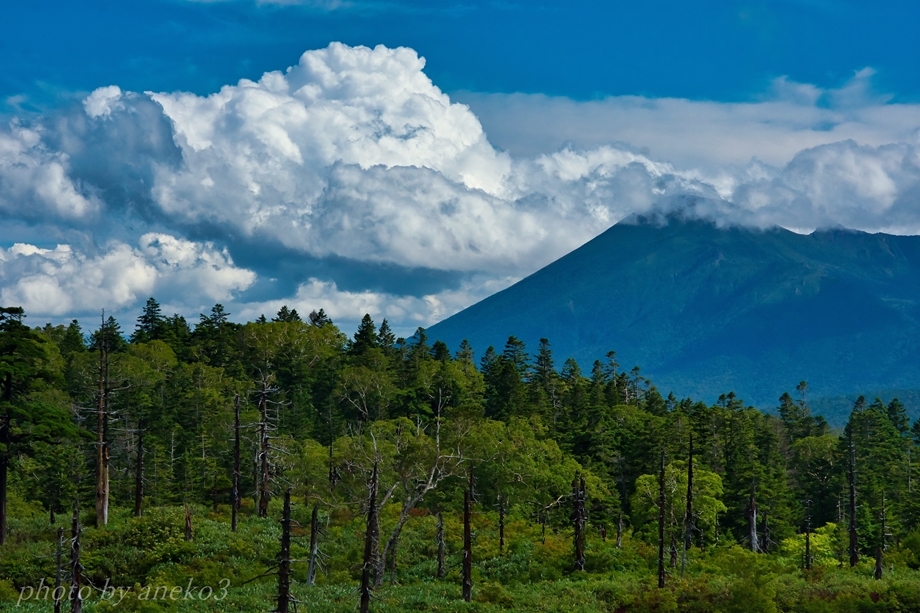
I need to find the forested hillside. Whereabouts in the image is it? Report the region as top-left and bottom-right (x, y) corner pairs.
(3, 300), (920, 612)
(428, 214), (920, 416)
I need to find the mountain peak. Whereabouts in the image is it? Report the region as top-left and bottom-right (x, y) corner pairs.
(428, 215), (920, 415)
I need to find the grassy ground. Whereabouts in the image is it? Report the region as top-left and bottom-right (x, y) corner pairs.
(3, 495), (920, 612)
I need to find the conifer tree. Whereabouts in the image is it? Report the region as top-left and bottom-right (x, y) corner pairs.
(131, 297), (165, 344)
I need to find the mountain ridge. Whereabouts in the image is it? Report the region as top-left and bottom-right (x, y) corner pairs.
(427, 215), (920, 422)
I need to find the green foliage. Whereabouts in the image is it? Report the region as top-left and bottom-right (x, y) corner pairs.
(5, 303), (920, 612)
(632, 460), (726, 546)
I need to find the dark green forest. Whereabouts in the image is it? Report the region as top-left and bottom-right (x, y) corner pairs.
(3, 299), (920, 612)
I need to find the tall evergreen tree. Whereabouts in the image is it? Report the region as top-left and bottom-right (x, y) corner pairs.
(308, 309), (332, 328)
(273, 306), (302, 323)
(349, 315), (379, 356)
(887, 398), (910, 436)
(60, 320), (86, 356)
(131, 297), (165, 344)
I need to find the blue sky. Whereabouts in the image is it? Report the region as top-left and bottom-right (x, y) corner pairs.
(4, 0), (918, 106)
(2, 0), (920, 336)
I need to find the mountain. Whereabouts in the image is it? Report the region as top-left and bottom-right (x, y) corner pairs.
(427, 213), (920, 422)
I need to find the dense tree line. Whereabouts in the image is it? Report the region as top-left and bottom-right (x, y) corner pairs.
(3, 297), (920, 586)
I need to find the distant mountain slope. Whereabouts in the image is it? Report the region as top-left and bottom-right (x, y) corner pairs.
(427, 214), (920, 421)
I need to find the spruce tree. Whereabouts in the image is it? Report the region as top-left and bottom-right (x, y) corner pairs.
(131, 297), (165, 344)
(349, 314), (378, 356)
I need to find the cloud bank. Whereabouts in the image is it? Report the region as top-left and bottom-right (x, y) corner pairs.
(2, 43), (920, 334)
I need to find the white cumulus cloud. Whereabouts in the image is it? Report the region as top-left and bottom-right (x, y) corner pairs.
(2, 44), (920, 331)
(0, 235), (255, 317)
(0, 124), (101, 221)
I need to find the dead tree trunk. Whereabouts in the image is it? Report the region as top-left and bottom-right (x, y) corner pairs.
(134, 425), (144, 518)
(95, 315), (110, 528)
(463, 471), (473, 603)
(681, 432), (694, 578)
(805, 529), (812, 570)
(307, 505), (319, 586)
(848, 438), (859, 567)
(804, 499), (812, 570)
(54, 526), (63, 613)
(70, 506), (83, 613)
(277, 489), (292, 613)
(258, 395), (271, 518)
(657, 449), (666, 589)
(327, 403), (337, 489)
(184, 503), (193, 541)
(573, 476), (586, 571)
(232, 394), (241, 532)
(762, 511), (771, 553)
(360, 463), (379, 613)
(498, 494), (505, 555)
(436, 511), (445, 579)
(874, 546), (883, 580)
(747, 484), (759, 553)
(616, 511), (623, 549)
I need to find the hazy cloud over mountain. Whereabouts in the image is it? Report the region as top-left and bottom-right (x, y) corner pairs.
(2, 43), (920, 333)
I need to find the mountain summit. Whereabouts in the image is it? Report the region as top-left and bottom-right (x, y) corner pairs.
(427, 214), (920, 412)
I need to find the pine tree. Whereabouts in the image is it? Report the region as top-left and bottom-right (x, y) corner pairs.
(431, 340), (451, 362)
(131, 297), (165, 344)
(60, 320), (86, 356)
(90, 316), (127, 353)
(455, 339), (474, 364)
(308, 309), (332, 328)
(349, 314), (378, 356)
(378, 319), (397, 356)
(887, 398), (910, 435)
(160, 314), (192, 362)
(272, 306), (301, 323)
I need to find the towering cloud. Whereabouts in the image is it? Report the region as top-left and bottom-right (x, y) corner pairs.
(1, 43), (919, 331)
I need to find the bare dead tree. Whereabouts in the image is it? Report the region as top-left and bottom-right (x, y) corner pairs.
(573, 475), (586, 571)
(70, 505), (83, 613)
(360, 462), (379, 613)
(95, 313), (110, 528)
(133, 424), (144, 518)
(762, 510), (771, 553)
(875, 493), (887, 580)
(184, 503), (193, 541)
(498, 493), (505, 555)
(232, 394), (241, 532)
(54, 526), (63, 613)
(848, 437), (859, 567)
(681, 432), (694, 578)
(255, 372), (283, 518)
(258, 391), (271, 518)
(746, 482), (759, 553)
(307, 505), (320, 586)
(657, 449), (666, 589)
(463, 470), (473, 603)
(436, 511), (446, 579)
(277, 489), (292, 613)
(804, 499), (813, 571)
